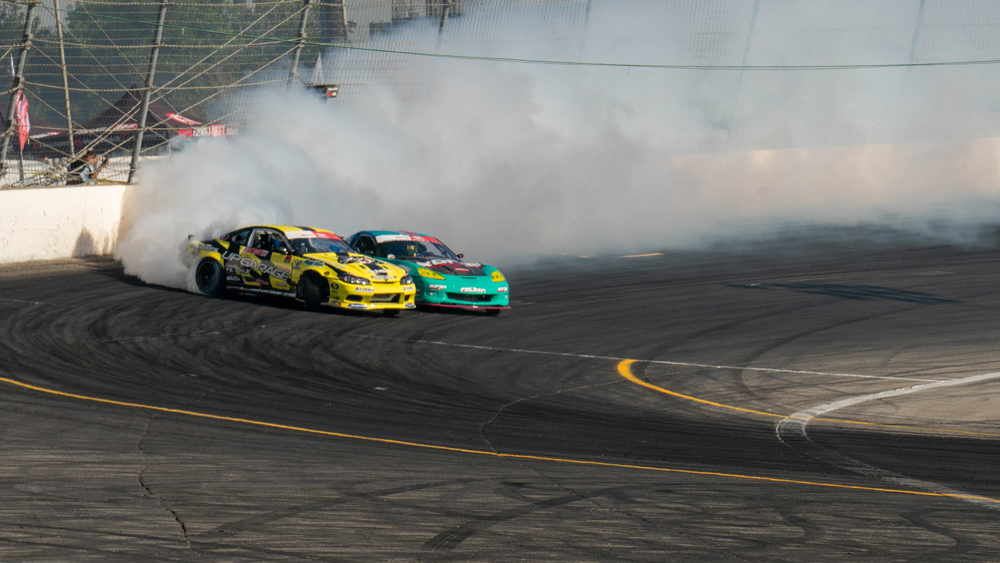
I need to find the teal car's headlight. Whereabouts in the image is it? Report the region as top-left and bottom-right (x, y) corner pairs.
(418, 267), (446, 280)
(400, 275), (413, 284)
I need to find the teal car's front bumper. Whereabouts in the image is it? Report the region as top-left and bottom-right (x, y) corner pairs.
(415, 278), (510, 309)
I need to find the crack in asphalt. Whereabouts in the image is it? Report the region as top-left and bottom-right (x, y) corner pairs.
(136, 414), (196, 553)
(478, 380), (621, 453)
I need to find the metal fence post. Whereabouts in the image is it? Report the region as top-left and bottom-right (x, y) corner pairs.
(0, 0), (39, 186)
(128, 0), (169, 185)
(54, 0), (74, 165)
(288, 0), (313, 85)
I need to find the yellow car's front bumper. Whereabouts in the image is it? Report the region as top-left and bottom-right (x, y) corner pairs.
(329, 281), (417, 311)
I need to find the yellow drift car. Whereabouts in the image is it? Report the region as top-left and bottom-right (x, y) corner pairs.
(185, 225), (416, 315)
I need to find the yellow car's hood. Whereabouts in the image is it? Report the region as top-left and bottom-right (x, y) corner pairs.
(305, 252), (406, 282)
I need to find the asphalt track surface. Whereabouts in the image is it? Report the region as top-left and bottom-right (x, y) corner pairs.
(1, 242), (999, 561)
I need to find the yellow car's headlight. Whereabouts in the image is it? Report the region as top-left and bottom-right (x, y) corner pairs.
(491, 270), (505, 283)
(417, 267), (445, 280)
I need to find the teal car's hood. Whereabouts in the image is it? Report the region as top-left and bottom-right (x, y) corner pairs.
(389, 258), (488, 276)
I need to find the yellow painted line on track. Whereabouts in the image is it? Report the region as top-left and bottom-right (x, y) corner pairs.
(617, 360), (1000, 438)
(1, 374), (997, 505)
(620, 252), (664, 258)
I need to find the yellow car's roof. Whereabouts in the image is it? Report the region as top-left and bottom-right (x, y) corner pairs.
(257, 225), (343, 239)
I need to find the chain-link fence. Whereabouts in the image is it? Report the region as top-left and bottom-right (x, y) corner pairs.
(3, 0), (1000, 189)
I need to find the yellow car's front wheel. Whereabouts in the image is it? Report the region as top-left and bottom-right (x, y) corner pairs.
(301, 275), (325, 312)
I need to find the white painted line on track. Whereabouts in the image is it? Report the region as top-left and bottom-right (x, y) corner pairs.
(776, 372), (1000, 510)
(354, 335), (940, 382)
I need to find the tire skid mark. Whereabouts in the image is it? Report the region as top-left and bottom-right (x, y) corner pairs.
(197, 478), (482, 540)
(1, 373), (993, 504)
(775, 372), (1000, 510)
(423, 486), (627, 552)
(356, 335), (938, 382)
(616, 360), (1000, 438)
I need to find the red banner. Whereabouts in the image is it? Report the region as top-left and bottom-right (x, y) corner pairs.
(15, 92), (29, 150)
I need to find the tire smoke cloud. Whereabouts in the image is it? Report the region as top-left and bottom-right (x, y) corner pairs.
(116, 1), (1000, 288)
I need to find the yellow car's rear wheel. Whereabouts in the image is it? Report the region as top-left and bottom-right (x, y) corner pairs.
(194, 258), (225, 297)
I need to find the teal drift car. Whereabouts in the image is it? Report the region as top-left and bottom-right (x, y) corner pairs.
(347, 231), (510, 313)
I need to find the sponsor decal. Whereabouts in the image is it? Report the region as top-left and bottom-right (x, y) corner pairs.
(374, 234), (414, 243)
(166, 112), (201, 126)
(340, 255), (377, 265)
(497, 286), (508, 293)
(221, 251), (289, 281)
(304, 259), (324, 267)
(372, 233), (444, 244)
(461, 287), (487, 293)
(286, 230), (341, 240)
(348, 303), (367, 309)
(220, 234), (229, 240)
(226, 266), (238, 274)
(419, 259), (463, 267)
(244, 247), (268, 257)
(284, 255), (291, 263)
(196, 242), (216, 252)
(405, 303), (416, 308)
(428, 284), (446, 290)
(354, 287), (375, 293)
(226, 275), (240, 282)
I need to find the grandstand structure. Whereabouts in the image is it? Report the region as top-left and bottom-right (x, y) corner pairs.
(2, 0), (1000, 189)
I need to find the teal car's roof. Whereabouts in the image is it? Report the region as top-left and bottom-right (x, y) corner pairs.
(357, 230), (433, 239)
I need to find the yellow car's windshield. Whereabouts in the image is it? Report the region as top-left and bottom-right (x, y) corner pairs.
(291, 237), (354, 255)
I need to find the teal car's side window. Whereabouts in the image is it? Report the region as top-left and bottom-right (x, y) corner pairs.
(356, 235), (379, 256)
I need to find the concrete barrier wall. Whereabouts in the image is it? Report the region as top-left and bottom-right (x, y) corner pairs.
(1, 137), (997, 266)
(0, 185), (127, 264)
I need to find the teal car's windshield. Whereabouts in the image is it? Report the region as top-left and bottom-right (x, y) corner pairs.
(291, 237), (354, 255)
(379, 239), (458, 261)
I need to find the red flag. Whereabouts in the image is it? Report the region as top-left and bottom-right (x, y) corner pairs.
(15, 92), (29, 150)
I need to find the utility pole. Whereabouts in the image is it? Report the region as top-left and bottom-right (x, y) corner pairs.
(579, 0), (593, 60)
(54, 0), (75, 165)
(728, 0), (760, 140)
(0, 0), (38, 187)
(907, 0), (926, 65)
(436, 0), (454, 46)
(288, 0), (313, 85)
(319, 0), (348, 44)
(129, 0), (169, 184)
